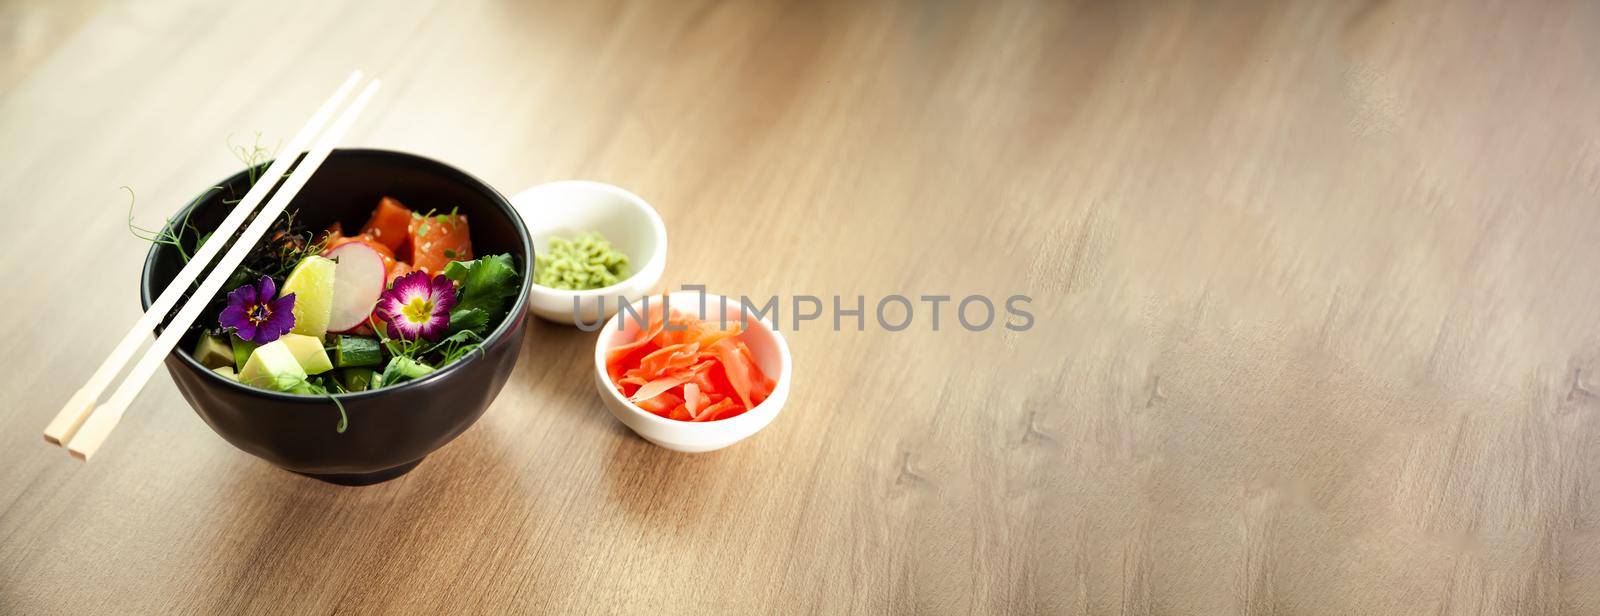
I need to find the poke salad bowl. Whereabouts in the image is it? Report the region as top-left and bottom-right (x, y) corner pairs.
(141, 149), (533, 485)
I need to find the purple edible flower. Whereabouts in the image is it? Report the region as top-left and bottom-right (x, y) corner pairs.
(219, 275), (297, 344)
(376, 270), (457, 341)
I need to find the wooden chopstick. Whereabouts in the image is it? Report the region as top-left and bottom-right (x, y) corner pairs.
(42, 71), (365, 448)
(63, 78), (382, 461)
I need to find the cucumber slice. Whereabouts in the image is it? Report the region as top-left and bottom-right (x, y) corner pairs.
(379, 356), (434, 386)
(342, 367), (377, 392)
(333, 336), (382, 368)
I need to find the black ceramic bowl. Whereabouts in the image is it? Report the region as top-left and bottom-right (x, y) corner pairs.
(141, 149), (532, 485)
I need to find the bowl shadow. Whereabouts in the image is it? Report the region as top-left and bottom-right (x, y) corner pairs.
(175, 409), (535, 611)
(512, 314), (726, 527)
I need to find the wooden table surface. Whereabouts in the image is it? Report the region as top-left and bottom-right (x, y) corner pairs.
(4, 0), (1600, 613)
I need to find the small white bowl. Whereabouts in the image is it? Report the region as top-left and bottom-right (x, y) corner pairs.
(593, 292), (792, 452)
(510, 181), (667, 326)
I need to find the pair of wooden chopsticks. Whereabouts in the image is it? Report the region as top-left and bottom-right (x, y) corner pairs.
(42, 71), (382, 461)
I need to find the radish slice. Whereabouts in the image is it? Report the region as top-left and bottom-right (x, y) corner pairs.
(325, 242), (388, 333)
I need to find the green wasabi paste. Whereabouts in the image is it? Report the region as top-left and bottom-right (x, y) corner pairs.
(534, 231), (631, 290)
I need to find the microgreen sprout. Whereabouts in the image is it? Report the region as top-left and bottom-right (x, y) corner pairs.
(126, 186), (213, 263)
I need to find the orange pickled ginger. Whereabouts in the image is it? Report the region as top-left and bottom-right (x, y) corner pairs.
(606, 301), (776, 422)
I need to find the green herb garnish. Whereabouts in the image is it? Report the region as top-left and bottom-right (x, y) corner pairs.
(126, 186), (210, 263)
(443, 254), (520, 336)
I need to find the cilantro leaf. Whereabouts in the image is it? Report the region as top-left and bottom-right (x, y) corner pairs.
(447, 307), (489, 335)
(445, 254), (519, 335)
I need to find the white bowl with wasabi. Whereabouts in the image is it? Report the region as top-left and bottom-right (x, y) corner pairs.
(510, 181), (667, 326)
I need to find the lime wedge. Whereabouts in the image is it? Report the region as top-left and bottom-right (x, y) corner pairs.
(281, 255), (336, 338)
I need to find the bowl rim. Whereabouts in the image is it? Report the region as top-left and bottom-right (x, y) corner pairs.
(592, 291), (792, 430)
(510, 180), (668, 298)
(139, 147), (534, 403)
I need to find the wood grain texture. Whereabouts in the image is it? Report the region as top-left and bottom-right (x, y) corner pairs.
(3, 0), (1600, 613)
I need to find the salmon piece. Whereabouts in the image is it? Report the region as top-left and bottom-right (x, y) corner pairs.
(386, 261), (413, 287)
(324, 234), (397, 269)
(321, 221), (345, 245)
(408, 212), (472, 274)
(360, 197), (413, 252)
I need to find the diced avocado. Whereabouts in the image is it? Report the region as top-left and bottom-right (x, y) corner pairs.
(231, 336), (258, 372)
(192, 333), (234, 370)
(333, 335), (382, 368)
(342, 367), (377, 392)
(238, 340), (308, 392)
(379, 356), (434, 386)
(212, 365), (237, 380)
(277, 333), (334, 375)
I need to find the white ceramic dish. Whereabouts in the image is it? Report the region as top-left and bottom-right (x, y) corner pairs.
(510, 180), (667, 326)
(593, 292), (791, 452)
